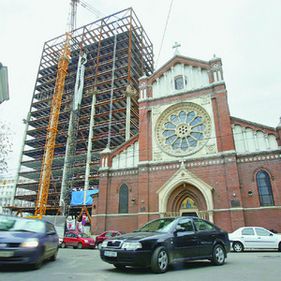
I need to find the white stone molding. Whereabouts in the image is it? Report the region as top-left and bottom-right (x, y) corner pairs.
(157, 164), (214, 222)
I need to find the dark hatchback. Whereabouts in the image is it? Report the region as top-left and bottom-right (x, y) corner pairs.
(100, 217), (230, 273)
(0, 215), (59, 269)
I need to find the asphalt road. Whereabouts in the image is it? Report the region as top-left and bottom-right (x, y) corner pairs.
(1, 248), (281, 281)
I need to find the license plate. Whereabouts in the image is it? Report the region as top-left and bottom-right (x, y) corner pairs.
(0, 251), (14, 257)
(104, 251), (117, 257)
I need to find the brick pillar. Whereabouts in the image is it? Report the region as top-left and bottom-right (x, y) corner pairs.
(91, 148), (112, 234)
(211, 86), (236, 152)
(137, 165), (150, 227)
(223, 159), (245, 230)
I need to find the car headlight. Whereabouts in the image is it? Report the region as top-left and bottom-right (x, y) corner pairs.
(101, 241), (108, 248)
(121, 242), (142, 251)
(20, 238), (39, 248)
(84, 239), (89, 243)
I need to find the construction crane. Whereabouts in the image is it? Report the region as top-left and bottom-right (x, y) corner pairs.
(34, 0), (102, 218)
(34, 0), (78, 218)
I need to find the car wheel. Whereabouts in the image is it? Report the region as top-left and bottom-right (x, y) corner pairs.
(61, 242), (66, 248)
(32, 248), (45, 270)
(232, 241), (244, 252)
(50, 247), (58, 261)
(77, 242), (83, 249)
(151, 246), (169, 273)
(113, 264), (126, 270)
(278, 242), (281, 252)
(211, 244), (226, 266)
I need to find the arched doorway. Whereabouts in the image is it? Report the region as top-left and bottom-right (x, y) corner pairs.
(165, 183), (209, 219)
(157, 164), (214, 221)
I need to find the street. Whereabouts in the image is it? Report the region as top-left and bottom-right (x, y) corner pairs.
(1, 248), (281, 281)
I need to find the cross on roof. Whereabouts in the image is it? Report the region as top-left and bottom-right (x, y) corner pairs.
(172, 42), (181, 55)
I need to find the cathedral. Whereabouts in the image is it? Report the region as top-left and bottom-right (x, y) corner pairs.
(92, 52), (281, 234)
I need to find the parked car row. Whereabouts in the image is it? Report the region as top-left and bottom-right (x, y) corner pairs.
(60, 230), (123, 249)
(1, 214), (280, 273)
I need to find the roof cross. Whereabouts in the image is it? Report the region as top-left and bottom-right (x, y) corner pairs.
(172, 42), (181, 55)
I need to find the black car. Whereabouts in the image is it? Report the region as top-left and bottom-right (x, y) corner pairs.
(100, 217), (230, 273)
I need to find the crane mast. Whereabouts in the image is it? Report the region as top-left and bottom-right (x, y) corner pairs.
(34, 0), (79, 217)
(35, 37), (71, 217)
(34, 0), (99, 217)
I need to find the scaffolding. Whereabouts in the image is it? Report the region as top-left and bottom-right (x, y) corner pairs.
(10, 8), (153, 216)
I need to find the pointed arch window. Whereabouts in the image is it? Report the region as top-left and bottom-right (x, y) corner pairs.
(256, 171), (274, 206)
(174, 75), (187, 90)
(119, 184), (128, 213)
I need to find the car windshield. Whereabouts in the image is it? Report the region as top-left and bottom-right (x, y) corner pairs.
(135, 218), (176, 233)
(0, 215), (45, 233)
(78, 233), (90, 238)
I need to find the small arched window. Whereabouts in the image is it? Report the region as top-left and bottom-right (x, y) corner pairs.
(256, 171), (274, 206)
(119, 184), (128, 213)
(174, 75), (187, 90)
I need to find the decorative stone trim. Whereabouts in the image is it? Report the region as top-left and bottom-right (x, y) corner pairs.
(92, 212), (160, 217)
(237, 153), (281, 163)
(213, 206), (281, 212)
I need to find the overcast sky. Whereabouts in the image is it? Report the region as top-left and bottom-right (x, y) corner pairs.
(0, 0), (280, 176)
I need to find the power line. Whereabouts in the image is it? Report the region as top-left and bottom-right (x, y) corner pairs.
(155, 0), (174, 69)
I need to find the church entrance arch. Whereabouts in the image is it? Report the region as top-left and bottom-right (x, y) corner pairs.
(157, 164), (214, 222)
(165, 183), (208, 220)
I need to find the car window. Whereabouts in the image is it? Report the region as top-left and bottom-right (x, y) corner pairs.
(79, 233), (89, 238)
(135, 218), (175, 232)
(177, 218), (194, 232)
(46, 222), (56, 233)
(255, 228), (271, 236)
(0, 216), (45, 233)
(105, 232), (112, 237)
(241, 228), (255, 235)
(194, 219), (216, 232)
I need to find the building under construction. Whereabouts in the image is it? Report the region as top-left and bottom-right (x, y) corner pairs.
(11, 8), (153, 216)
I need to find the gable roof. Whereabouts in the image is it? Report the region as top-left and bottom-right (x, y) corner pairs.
(150, 55), (210, 82)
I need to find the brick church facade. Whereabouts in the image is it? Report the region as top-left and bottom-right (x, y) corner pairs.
(92, 54), (281, 234)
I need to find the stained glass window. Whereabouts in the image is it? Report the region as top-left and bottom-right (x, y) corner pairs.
(119, 184), (128, 213)
(256, 171), (274, 206)
(162, 110), (205, 151)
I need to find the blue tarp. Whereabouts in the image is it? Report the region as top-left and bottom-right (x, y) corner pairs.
(70, 190), (99, 206)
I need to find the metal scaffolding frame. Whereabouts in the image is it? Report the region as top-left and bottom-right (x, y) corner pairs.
(10, 8), (153, 215)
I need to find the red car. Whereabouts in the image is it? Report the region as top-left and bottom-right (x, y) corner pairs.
(96, 230), (122, 249)
(61, 231), (95, 249)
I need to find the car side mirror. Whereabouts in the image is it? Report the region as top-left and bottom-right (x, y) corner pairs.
(270, 233), (273, 236)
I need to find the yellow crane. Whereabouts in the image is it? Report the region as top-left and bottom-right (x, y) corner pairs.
(33, 0), (101, 219)
(34, 37), (71, 217)
(34, 0), (78, 218)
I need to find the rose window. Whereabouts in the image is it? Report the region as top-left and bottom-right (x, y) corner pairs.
(156, 103), (211, 156)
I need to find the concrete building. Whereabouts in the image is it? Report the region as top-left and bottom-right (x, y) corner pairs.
(0, 178), (14, 214)
(0, 62), (9, 104)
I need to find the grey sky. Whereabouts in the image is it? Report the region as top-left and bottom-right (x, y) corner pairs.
(0, 0), (280, 176)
